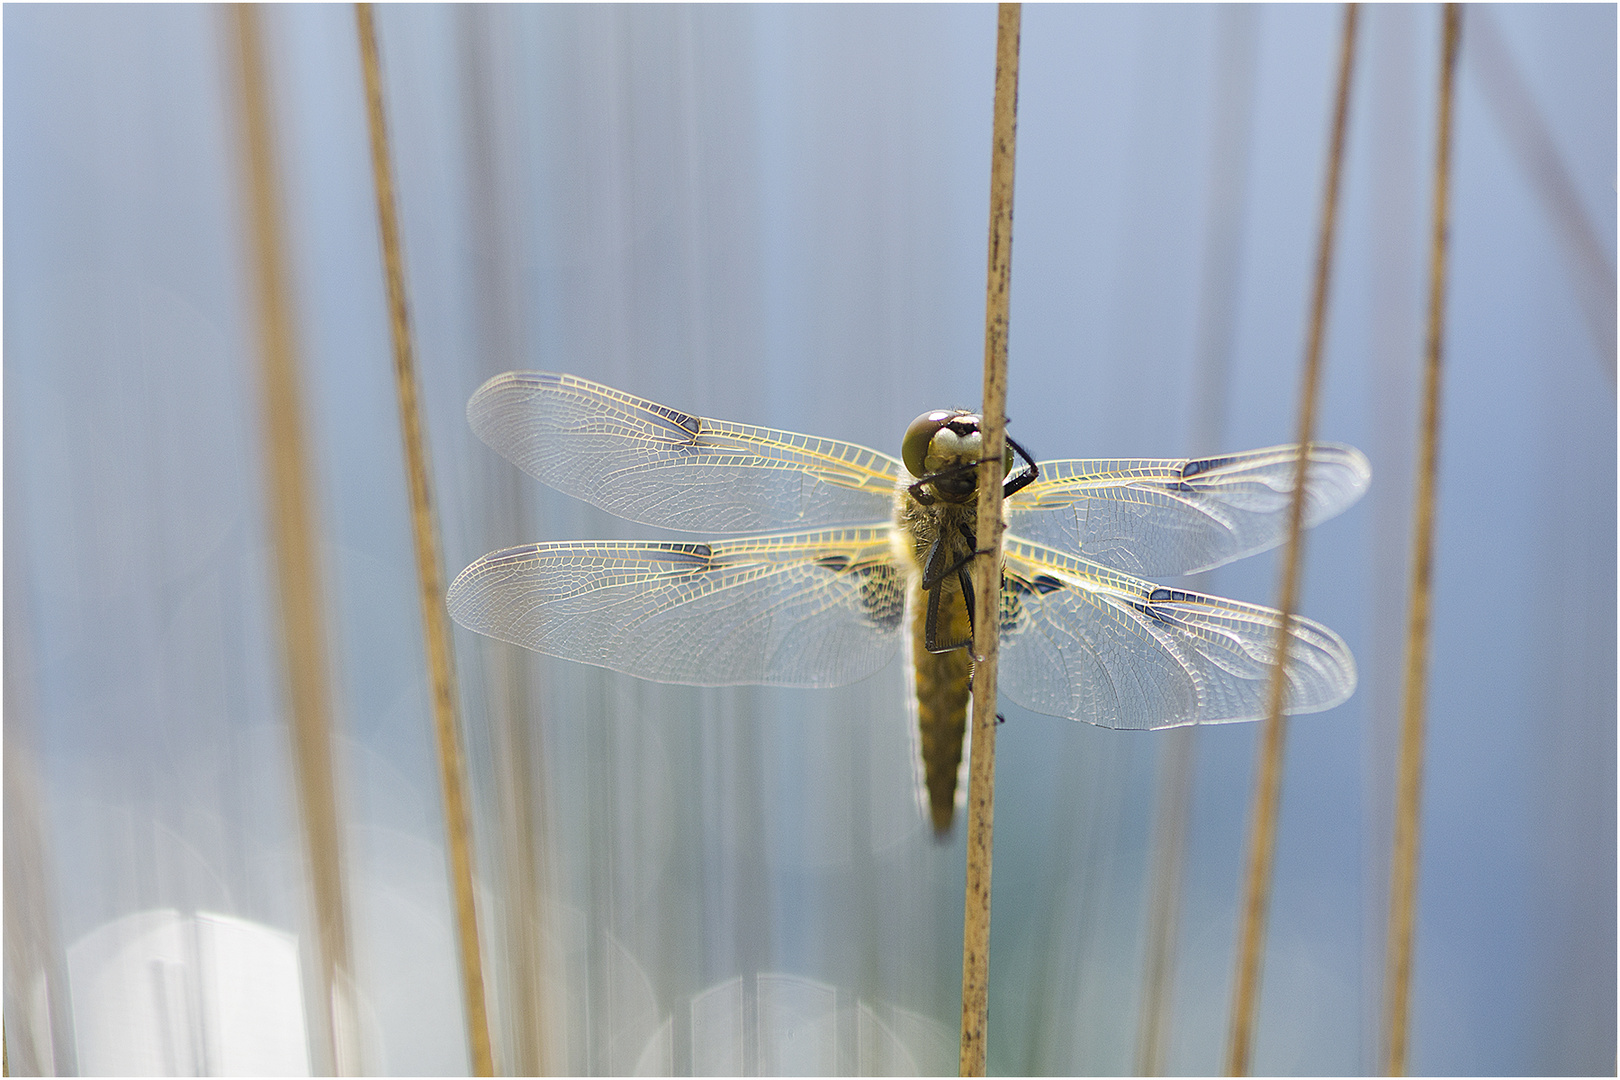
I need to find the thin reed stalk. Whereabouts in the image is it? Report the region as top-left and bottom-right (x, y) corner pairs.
(1224, 6), (1359, 1075)
(1137, 12), (1260, 1072)
(1384, 6), (1461, 1073)
(355, 6), (496, 1075)
(1466, 7), (1613, 383)
(456, 6), (549, 1070)
(1136, 726), (1195, 1075)
(960, 5), (1021, 1075)
(229, 7), (355, 1072)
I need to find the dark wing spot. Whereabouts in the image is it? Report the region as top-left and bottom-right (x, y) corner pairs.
(1180, 455), (1237, 480)
(1132, 597), (1170, 624)
(659, 543), (713, 571)
(1139, 586), (1201, 624)
(1001, 572), (1062, 631)
(857, 563), (905, 631)
(1148, 587), (1204, 605)
(999, 587), (1024, 632)
(662, 542), (712, 559)
(648, 402), (701, 443)
(815, 555), (851, 573)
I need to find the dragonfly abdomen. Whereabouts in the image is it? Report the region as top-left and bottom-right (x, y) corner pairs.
(895, 478), (983, 834)
(910, 583), (973, 835)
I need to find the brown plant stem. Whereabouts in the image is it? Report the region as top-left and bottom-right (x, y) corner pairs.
(1384, 6), (1461, 1074)
(960, 4), (1020, 1076)
(229, 8), (357, 1072)
(1224, 5), (1359, 1075)
(355, 6), (496, 1075)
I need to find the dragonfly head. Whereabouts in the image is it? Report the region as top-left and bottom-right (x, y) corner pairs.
(903, 410), (1014, 502)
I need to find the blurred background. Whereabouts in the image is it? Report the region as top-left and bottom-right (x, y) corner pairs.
(5, 4), (1613, 1075)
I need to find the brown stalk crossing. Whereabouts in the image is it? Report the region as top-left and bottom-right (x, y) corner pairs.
(355, 6), (496, 1074)
(1224, 6), (1359, 1075)
(960, 5), (1020, 1075)
(1384, 6), (1461, 1074)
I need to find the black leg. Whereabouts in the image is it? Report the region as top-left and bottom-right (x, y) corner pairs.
(958, 562), (977, 641)
(925, 577), (943, 650)
(909, 457), (981, 503)
(924, 579), (974, 653)
(923, 532), (978, 653)
(1001, 434), (1039, 498)
(909, 431), (1039, 501)
(923, 526), (983, 591)
(921, 532), (952, 590)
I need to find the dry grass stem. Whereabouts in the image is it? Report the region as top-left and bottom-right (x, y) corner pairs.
(355, 5), (496, 1074)
(230, 6), (355, 1071)
(1224, 5), (1359, 1074)
(960, 4), (1021, 1075)
(1384, 6), (1461, 1073)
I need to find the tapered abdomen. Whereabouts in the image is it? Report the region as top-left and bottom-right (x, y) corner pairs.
(909, 579), (973, 834)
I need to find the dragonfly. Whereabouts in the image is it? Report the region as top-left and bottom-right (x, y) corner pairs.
(448, 372), (1368, 833)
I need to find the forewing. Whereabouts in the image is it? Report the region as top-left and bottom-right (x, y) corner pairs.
(468, 372), (903, 532)
(1006, 443), (1370, 576)
(447, 527), (905, 687)
(998, 537), (1356, 729)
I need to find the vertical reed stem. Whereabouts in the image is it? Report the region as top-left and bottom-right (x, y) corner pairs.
(355, 6), (496, 1075)
(1384, 6), (1461, 1073)
(229, 7), (355, 1072)
(960, 5), (1020, 1075)
(1138, 15), (1260, 1071)
(1136, 726), (1196, 1075)
(1224, 6), (1358, 1075)
(1466, 8), (1612, 383)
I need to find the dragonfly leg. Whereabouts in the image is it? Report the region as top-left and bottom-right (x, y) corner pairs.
(923, 580), (972, 653)
(922, 526), (983, 654)
(908, 478), (938, 505)
(957, 562), (977, 643)
(921, 530), (975, 590)
(955, 521), (981, 642)
(910, 435), (1038, 501)
(1002, 434), (1040, 498)
(911, 458), (980, 504)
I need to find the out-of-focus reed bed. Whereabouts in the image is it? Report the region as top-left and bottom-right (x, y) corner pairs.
(3, 6), (1612, 1075)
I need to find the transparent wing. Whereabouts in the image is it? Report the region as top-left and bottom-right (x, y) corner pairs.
(1006, 443), (1371, 576)
(468, 372), (903, 532)
(998, 536), (1356, 729)
(447, 527), (904, 687)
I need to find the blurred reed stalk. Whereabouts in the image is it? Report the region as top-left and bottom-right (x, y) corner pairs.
(4, 585), (72, 1075)
(1466, 7), (1615, 383)
(456, 6), (550, 1073)
(1224, 5), (1359, 1075)
(227, 7), (357, 1072)
(354, 5), (496, 1075)
(1135, 8), (1259, 1074)
(1383, 6), (1461, 1074)
(960, 4), (1020, 1076)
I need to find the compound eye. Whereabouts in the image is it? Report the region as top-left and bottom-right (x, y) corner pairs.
(903, 410), (954, 478)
